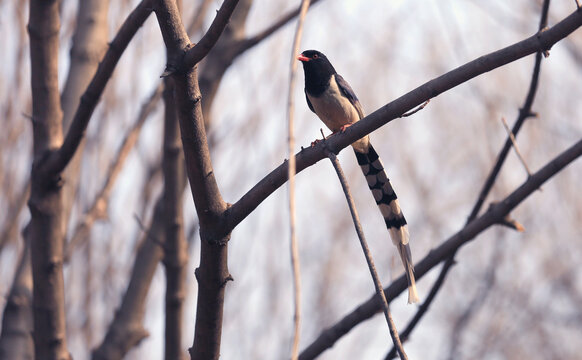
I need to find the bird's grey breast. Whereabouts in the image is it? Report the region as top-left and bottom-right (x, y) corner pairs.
(307, 75), (360, 133)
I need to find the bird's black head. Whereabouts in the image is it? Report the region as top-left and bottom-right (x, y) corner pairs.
(298, 50), (336, 96)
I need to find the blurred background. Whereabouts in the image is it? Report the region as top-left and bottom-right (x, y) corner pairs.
(1, 0), (581, 359)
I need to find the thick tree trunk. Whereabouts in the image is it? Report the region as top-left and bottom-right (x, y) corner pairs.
(162, 77), (188, 360)
(28, 0), (70, 358)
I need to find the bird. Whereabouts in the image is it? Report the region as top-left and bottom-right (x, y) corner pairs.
(298, 49), (419, 304)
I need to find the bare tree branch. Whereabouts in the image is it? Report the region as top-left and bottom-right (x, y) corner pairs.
(197, 0), (322, 123)
(61, 0), (110, 132)
(93, 1), (268, 357)
(0, 235), (34, 359)
(186, 0), (214, 35)
(241, 0), (323, 51)
(384, 2), (554, 356)
(45, 0), (153, 176)
(153, 1), (237, 359)
(155, 0), (229, 228)
(92, 195), (169, 360)
(326, 150), (408, 360)
(467, 0), (550, 222)
(501, 116), (533, 176)
(91, 3), (321, 354)
(447, 240), (504, 360)
(27, 0), (69, 357)
(0, 181), (29, 253)
(64, 82), (164, 262)
(385, 255), (456, 360)
(60, 0), (110, 247)
(286, 1), (311, 357)
(225, 8), (582, 235)
(400, 99), (430, 117)
(300, 137), (582, 359)
(162, 72), (188, 360)
(180, 0), (240, 70)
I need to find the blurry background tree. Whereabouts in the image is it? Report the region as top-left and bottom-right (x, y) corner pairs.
(0, 0), (581, 359)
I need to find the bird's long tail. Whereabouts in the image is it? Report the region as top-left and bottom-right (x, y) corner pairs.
(354, 144), (419, 304)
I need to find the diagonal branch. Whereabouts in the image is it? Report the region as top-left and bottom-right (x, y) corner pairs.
(180, 0), (239, 69)
(63, 82), (164, 262)
(155, 0), (230, 221)
(384, 255), (456, 360)
(94, 1), (281, 358)
(300, 137), (582, 359)
(326, 150), (408, 360)
(153, 1), (238, 359)
(186, 0), (214, 35)
(92, 200), (167, 360)
(384, 2), (553, 357)
(501, 116), (533, 176)
(446, 239), (504, 360)
(197, 0), (323, 123)
(467, 0), (550, 223)
(0, 234), (34, 359)
(44, 0), (154, 176)
(225, 8), (582, 235)
(241, 0), (323, 51)
(0, 181), (30, 253)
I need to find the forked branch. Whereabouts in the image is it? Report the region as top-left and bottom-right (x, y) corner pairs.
(225, 8), (582, 235)
(326, 150), (408, 360)
(300, 137), (582, 359)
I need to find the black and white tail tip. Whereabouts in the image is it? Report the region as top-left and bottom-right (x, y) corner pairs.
(355, 145), (419, 304)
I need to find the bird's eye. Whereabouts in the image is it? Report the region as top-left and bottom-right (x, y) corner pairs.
(313, 54), (318, 59)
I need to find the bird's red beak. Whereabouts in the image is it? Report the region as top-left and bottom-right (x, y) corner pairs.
(297, 54), (310, 62)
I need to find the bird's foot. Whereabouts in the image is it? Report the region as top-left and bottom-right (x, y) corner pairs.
(340, 124), (353, 132)
(331, 124), (352, 135)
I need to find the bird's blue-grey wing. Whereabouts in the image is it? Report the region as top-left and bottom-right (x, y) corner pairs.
(334, 74), (365, 120)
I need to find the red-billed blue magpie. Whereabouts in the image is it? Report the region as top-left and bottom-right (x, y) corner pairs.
(298, 50), (419, 304)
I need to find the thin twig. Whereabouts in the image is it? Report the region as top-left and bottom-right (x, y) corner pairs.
(499, 214), (525, 232)
(47, 0), (154, 175)
(401, 99), (430, 117)
(182, 0), (239, 68)
(287, 1), (311, 358)
(64, 82), (164, 262)
(96, 2), (313, 358)
(501, 116), (533, 176)
(467, 0), (549, 223)
(385, 2), (552, 357)
(225, 7), (582, 234)
(0, 180), (30, 253)
(447, 239), (504, 360)
(134, 214), (164, 248)
(186, 0), (213, 35)
(325, 149), (408, 360)
(385, 254), (457, 360)
(302, 137), (582, 360)
(242, 0), (322, 51)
